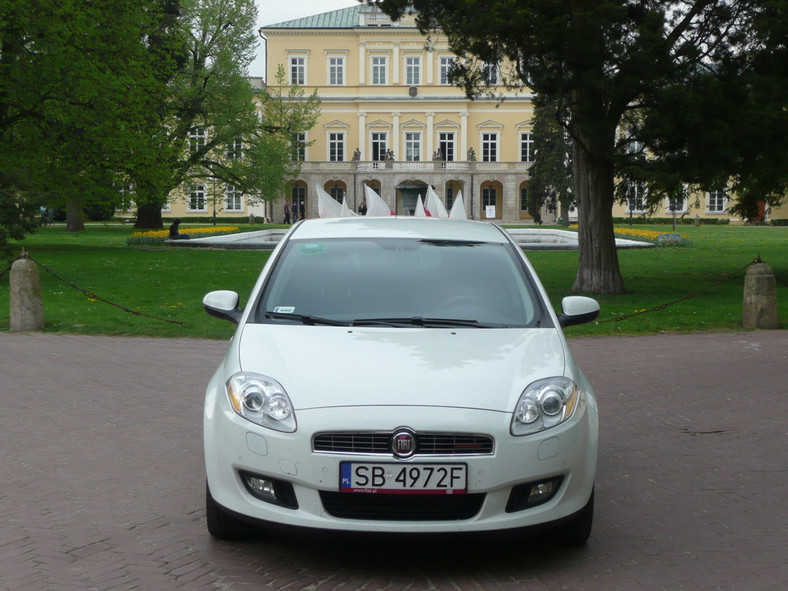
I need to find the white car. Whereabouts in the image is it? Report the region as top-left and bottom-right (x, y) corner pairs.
(202, 217), (599, 544)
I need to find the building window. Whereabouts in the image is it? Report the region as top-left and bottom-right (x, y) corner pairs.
(626, 182), (647, 212)
(405, 132), (421, 161)
(521, 185), (529, 212)
(225, 185), (243, 212)
(445, 184), (454, 210)
(227, 137), (243, 160)
(438, 132), (455, 161)
(188, 127), (205, 153)
(666, 192), (687, 213)
(292, 132), (306, 162)
(482, 132), (498, 162)
(329, 56), (345, 86)
(188, 184), (206, 211)
(481, 62), (499, 86)
(707, 190), (727, 213)
(329, 132), (344, 162)
(405, 56), (421, 85)
(290, 56), (305, 85)
(520, 132), (534, 162)
(439, 57), (454, 85)
(371, 56), (387, 85)
(371, 132), (387, 161)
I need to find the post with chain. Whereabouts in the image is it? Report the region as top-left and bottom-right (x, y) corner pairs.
(742, 257), (778, 329)
(10, 249), (45, 331)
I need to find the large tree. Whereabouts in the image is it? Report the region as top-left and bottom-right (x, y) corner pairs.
(0, 0), (164, 242)
(131, 0), (319, 228)
(374, 0), (778, 294)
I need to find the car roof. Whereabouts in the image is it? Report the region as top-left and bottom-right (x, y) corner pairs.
(289, 216), (510, 243)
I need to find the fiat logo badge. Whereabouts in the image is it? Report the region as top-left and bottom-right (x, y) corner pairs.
(391, 430), (416, 458)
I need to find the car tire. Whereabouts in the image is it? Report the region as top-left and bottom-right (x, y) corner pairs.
(205, 482), (257, 540)
(553, 487), (594, 546)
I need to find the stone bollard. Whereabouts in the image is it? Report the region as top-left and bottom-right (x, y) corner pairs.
(742, 262), (778, 329)
(10, 256), (45, 331)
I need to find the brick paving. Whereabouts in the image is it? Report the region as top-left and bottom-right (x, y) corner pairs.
(1, 331), (786, 590)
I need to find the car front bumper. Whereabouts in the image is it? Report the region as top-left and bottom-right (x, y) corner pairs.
(204, 379), (598, 533)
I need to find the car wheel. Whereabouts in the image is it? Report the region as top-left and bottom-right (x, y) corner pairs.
(553, 487), (594, 546)
(205, 482), (257, 540)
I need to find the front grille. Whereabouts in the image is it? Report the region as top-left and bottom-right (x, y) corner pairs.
(313, 432), (494, 456)
(319, 491), (485, 521)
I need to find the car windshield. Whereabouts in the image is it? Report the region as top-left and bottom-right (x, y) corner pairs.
(253, 237), (545, 328)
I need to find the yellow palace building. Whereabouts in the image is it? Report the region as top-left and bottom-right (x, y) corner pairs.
(163, 3), (786, 225)
(259, 3), (537, 223)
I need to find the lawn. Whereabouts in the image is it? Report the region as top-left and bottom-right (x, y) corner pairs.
(1, 222), (786, 339)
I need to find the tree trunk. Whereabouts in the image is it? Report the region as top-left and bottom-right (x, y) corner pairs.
(66, 197), (85, 232)
(571, 124), (625, 295)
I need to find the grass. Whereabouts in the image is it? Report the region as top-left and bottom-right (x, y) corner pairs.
(1, 222), (786, 339)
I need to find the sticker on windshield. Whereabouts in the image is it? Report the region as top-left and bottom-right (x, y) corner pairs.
(299, 243), (325, 255)
(274, 306), (295, 314)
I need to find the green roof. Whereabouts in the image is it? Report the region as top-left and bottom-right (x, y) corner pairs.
(263, 6), (364, 29)
(262, 5), (406, 29)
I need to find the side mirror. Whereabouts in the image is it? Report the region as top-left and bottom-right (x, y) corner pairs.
(557, 296), (600, 328)
(203, 290), (242, 324)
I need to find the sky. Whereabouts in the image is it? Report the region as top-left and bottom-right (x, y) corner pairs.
(251, 0), (362, 79)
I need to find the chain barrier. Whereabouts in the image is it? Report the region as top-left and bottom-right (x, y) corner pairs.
(20, 251), (185, 326)
(597, 258), (759, 324)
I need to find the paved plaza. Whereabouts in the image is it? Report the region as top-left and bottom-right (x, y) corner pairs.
(1, 331), (786, 590)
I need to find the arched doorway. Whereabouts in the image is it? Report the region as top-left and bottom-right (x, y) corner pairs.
(396, 180), (428, 215)
(481, 180), (503, 220)
(324, 180), (348, 204)
(519, 181), (533, 220)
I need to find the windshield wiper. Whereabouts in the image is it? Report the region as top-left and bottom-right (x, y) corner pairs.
(351, 317), (496, 328)
(265, 311), (349, 326)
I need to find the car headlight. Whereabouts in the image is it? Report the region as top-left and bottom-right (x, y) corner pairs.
(511, 377), (580, 436)
(226, 373), (296, 433)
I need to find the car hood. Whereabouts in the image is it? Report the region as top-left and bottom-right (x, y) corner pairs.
(234, 325), (566, 412)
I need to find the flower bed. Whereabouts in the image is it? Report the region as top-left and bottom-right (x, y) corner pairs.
(126, 226), (240, 246)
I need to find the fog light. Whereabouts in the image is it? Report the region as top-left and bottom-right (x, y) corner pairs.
(239, 470), (299, 509)
(528, 480), (558, 504)
(245, 475), (277, 501)
(505, 475), (564, 513)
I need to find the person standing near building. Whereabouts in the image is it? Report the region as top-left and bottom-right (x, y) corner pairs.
(299, 200), (306, 221)
(283, 201), (291, 224)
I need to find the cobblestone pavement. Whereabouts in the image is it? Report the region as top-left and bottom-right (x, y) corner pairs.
(1, 331), (786, 591)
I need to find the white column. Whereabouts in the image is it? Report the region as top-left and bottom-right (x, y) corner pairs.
(392, 43), (400, 84)
(392, 112), (401, 159)
(359, 42), (366, 85)
(426, 49), (434, 84)
(358, 112), (367, 160)
(460, 112), (468, 160)
(426, 112), (434, 161)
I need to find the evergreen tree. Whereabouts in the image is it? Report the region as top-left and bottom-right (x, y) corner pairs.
(528, 98), (573, 226)
(374, 0), (784, 293)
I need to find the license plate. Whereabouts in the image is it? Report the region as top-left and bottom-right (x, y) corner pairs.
(339, 462), (467, 494)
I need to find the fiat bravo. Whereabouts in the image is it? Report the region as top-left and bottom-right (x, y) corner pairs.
(202, 217), (599, 544)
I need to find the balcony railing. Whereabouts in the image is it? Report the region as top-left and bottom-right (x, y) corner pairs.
(299, 160), (532, 173)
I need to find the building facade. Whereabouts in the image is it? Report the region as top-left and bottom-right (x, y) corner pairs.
(261, 4), (537, 223)
(160, 4), (787, 225)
